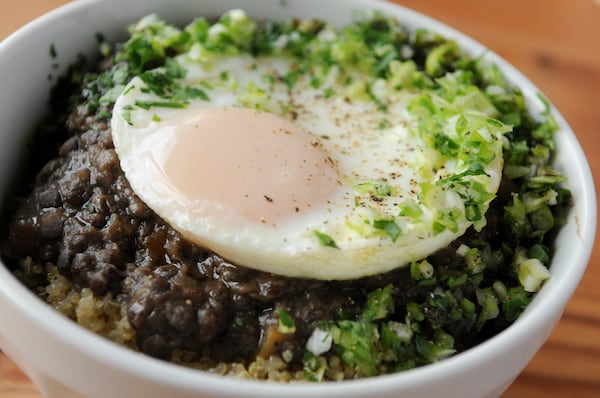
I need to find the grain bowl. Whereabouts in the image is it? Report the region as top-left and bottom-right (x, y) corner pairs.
(0, 0), (595, 397)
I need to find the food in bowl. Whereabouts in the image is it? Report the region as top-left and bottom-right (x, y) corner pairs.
(1, 9), (571, 381)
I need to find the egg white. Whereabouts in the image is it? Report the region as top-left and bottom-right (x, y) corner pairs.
(111, 52), (504, 279)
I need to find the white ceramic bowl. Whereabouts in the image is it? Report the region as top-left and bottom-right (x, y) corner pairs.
(0, 1), (595, 397)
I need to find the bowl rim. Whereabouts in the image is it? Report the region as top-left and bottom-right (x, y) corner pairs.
(0, 0), (596, 396)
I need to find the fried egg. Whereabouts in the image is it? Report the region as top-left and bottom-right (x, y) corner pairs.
(111, 50), (504, 279)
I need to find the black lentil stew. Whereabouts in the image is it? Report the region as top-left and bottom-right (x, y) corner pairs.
(0, 11), (570, 381)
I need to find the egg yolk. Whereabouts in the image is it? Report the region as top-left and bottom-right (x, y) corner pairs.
(155, 106), (341, 226)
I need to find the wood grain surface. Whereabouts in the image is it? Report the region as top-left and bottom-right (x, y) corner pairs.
(1, 1), (599, 397)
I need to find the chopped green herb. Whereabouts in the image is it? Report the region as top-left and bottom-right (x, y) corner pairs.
(432, 132), (459, 157)
(122, 104), (134, 125)
(283, 71), (298, 89)
(378, 119), (391, 130)
(220, 70), (230, 81)
(363, 285), (395, 321)
(410, 260), (434, 280)
(398, 203), (423, 221)
(439, 162), (486, 183)
(313, 230), (339, 248)
(356, 181), (394, 197)
(373, 219), (402, 242)
(182, 86), (210, 101)
(134, 100), (187, 109)
(278, 308), (297, 334)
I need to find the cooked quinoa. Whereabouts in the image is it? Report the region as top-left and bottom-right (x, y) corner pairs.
(16, 258), (354, 381)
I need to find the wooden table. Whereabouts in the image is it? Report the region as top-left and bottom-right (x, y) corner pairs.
(1, 0), (599, 396)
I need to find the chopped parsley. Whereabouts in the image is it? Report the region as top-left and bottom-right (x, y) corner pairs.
(277, 308), (297, 334)
(356, 181), (394, 197)
(134, 100), (187, 110)
(313, 230), (339, 249)
(373, 219), (402, 242)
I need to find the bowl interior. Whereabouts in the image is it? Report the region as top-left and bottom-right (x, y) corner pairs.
(0, 1), (595, 397)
